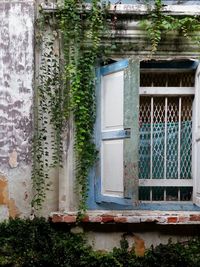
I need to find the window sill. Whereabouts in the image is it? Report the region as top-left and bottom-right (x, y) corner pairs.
(50, 210), (200, 225)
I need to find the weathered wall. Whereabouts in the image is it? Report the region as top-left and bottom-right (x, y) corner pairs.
(85, 226), (199, 254)
(0, 1), (34, 219)
(0, 0), (200, 253)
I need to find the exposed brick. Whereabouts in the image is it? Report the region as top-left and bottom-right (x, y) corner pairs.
(167, 217), (177, 223)
(190, 215), (200, 221)
(63, 215), (76, 223)
(178, 216), (189, 223)
(101, 216), (114, 223)
(89, 216), (102, 223)
(52, 214), (64, 223)
(81, 215), (89, 222)
(114, 216), (127, 223)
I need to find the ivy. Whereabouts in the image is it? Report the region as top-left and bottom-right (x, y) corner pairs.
(32, 22), (62, 208)
(32, 1), (107, 211)
(141, 0), (200, 53)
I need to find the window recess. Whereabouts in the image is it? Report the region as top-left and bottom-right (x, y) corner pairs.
(139, 70), (195, 202)
(92, 58), (200, 210)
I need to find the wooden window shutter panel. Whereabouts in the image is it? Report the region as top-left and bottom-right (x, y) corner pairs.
(94, 58), (139, 206)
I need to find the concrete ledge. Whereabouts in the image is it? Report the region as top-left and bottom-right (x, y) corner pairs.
(50, 210), (200, 225)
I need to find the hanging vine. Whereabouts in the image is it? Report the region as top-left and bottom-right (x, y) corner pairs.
(32, 16), (62, 208)
(141, 0), (200, 53)
(32, 0), (107, 211)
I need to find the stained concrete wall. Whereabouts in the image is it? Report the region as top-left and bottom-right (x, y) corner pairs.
(0, 1), (34, 219)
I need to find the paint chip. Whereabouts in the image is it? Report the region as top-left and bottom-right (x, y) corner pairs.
(9, 149), (18, 168)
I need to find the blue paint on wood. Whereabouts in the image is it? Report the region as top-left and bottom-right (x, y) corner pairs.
(100, 59), (128, 76)
(102, 129), (131, 140)
(88, 60), (132, 208)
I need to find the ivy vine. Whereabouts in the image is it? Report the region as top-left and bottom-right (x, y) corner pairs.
(32, 0), (107, 211)
(32, 19), (62, 208)
(141, 0), (200, 53)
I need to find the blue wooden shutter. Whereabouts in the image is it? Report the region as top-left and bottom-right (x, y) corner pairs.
(94, 59), (139, 206)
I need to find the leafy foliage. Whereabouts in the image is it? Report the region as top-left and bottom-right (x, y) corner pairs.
(1, 218), (200, 267)
(141, 0), (200, 53)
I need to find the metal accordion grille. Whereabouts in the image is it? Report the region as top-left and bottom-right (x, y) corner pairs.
(139, 71), (194, 202)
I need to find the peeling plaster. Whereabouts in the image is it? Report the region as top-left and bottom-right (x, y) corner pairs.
(0, 2), (34, 166)
(8, 149), (18, 168)
(0, 1), (34, 218)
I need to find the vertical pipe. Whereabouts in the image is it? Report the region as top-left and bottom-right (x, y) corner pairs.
(150, 97), (153, 179)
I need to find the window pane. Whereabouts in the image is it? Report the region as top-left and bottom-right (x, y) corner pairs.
(180, 187), (192, 201)
(139, 187), (150, 201)
(166, 187), (178, 201)
(152, 187), (164, 201)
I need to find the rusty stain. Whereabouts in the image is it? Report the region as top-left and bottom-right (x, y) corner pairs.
(133, 235), (145, 257)
(8, 198), (20, 218)
(0, 175), (19, 218)
(0, 175), (8, 205)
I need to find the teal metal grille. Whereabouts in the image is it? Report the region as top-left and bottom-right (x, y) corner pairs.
(139, 95), (193, 201)
(139, 121), (192, 179)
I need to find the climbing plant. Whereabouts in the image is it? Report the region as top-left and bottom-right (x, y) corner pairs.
(141, 0), (200, 53)
(32, 18), (62, 208)
(32, 0), (107, 211)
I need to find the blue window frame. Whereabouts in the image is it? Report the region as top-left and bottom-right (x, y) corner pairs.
(87, 59), (200, 211)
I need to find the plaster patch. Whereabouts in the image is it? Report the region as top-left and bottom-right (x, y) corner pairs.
(0, 205), (9, 221)
(8, 149), (18, 168)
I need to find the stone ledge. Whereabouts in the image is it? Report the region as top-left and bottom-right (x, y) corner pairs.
(50, 211), (200, 225)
